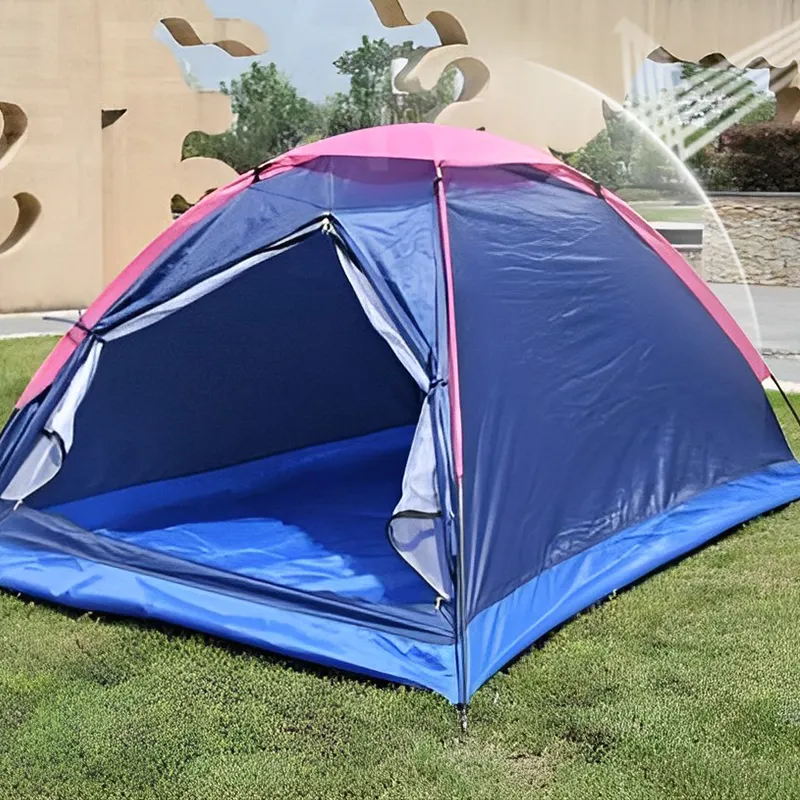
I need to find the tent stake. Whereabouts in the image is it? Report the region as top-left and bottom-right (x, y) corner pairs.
(457, 704), (469, 734)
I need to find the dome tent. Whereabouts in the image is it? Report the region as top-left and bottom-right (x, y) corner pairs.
(0, 124), (798, 704)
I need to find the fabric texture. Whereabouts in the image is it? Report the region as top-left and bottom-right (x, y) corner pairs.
(444, 165), (793, 621)
(0, 502), (457, 699)
(465, 459), (800, 697)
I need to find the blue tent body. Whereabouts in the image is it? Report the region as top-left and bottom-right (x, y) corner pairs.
(1, 125), (799, 704)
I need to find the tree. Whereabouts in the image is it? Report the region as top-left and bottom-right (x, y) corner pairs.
(184, 62), (322, 173)
(568, 131), (624, 189)
(711, 123), (800, 192)
(628, 137), (673, 188)
(322, 92), (363, 138)
(564, 63), (779, 192)
(327, 36), (456, 135)
(183, 38), (459, 178)
(603, 100), (639, 170)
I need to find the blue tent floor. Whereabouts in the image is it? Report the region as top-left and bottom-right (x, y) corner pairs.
(46, 426), (436, 607)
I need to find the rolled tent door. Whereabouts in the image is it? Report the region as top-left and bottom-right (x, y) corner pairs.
(1, 342), (104, 502)
(333, 234), (453, 601)
(387, 392), (453, 601)
(332, 232), (428, 390)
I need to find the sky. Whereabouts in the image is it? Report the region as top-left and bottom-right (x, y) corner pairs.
(156, 0), (439, 100)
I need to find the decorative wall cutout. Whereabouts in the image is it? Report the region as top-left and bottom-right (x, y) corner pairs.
(0, 0), (267, 311)
(0, 102), (28, 167)
(371, 0), (800, 153)
(0, 101), (38, 265)
(0, 193), (40, 257)
(646, 45), (798, 123)
(161, 16), (266, 57)
(101, 109), (128, 129)
(98, 4), (267, 283)
(425, 12), (468, 46)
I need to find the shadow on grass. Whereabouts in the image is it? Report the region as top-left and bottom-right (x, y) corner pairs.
(0, 585), (418, 696)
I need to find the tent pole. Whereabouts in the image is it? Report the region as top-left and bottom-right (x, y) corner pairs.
(434, 163), (470, 710)
(457, 703), (469, 734)
(455, 478), (467, 716)
(771, 372), (800, 432)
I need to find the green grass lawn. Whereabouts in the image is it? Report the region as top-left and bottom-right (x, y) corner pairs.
(0, 337), (799, 799)
(630, 205), (704, 225)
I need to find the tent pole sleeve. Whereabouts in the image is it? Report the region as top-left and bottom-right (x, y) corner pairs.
(435, 164), (469, 705)
(434, 171), (464, 482)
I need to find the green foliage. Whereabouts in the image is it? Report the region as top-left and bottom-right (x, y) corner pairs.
(568, 101), (677, 191)
(681, 64), (777, 129)
(628, 138), (674, 188)
(567, 131), (624, 189)
(330, 36), (401, 132)
(567, 63), (778, 193)
(679, 63), (776, 130)
(707, 123), (800, 192)
(568, 119), (675, 191)
(181, 131), (216, 162)
(321, 92), (362, 139)
(171, 194), (195, 217)
(327, 36), (456, 134)
(1, 340), (799, 798)
(739, 98), (779, 125)
(183, 38), (457, 183)
(184, 63), (322, 174)
(605, 105), (639, 168)
(674, 64), (776, 190)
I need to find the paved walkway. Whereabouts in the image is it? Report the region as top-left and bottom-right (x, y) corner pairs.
(710, 284), (800, 386)
(0, 284), (797, 389)
(0, 309), (79, 340)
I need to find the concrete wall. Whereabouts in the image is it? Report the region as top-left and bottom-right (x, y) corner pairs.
(702, 194), (800, 287)
(0, 1), (266, 312)
(675, 246), (704, 274)
(0, 1), (104, 312)
(372, 0), (800, 153)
